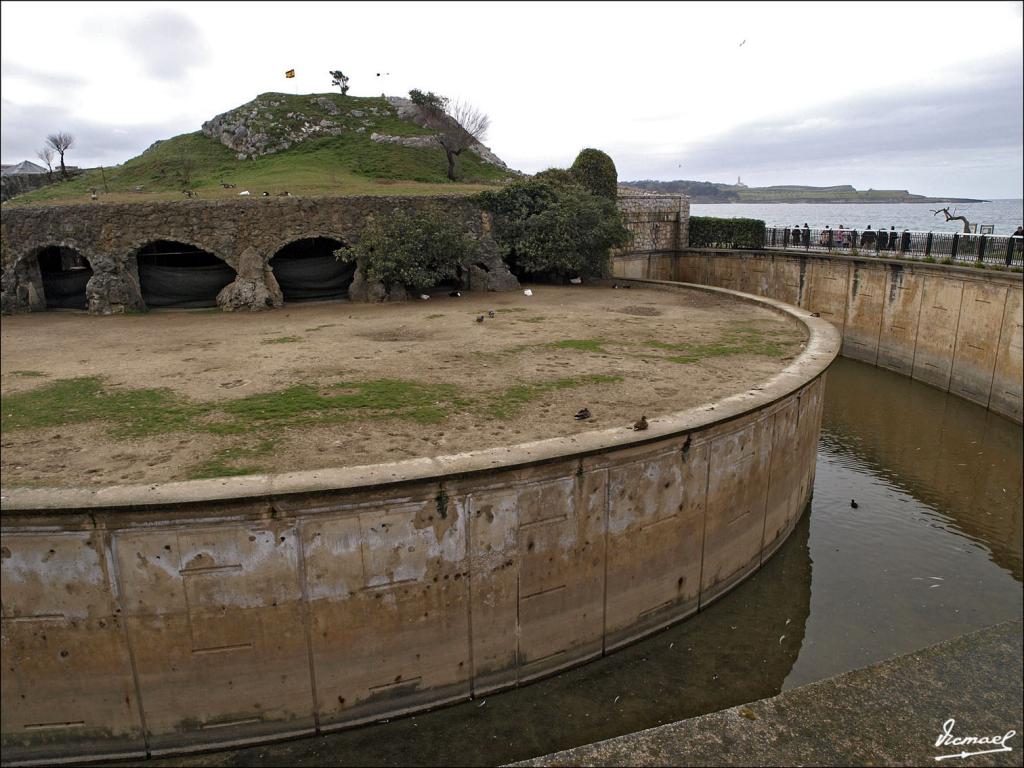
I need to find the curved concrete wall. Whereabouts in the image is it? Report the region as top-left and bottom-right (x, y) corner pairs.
(0, 284), (838, 765)
(614, 250), (1023, 424)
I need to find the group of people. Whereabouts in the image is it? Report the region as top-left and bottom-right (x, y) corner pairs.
(787, 223), (903, 250)
(787, 224), (1024, 249)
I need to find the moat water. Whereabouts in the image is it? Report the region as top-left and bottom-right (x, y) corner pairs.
(149, 356), (1024, 767)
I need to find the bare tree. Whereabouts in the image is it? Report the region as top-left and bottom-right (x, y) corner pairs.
(931, 206), (972, 233)
(411, 91), (490, 181)
(45, 132), (75, 179)
(35, 147), (55, 180)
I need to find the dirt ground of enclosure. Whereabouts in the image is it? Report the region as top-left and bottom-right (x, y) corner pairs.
(0, 286), (807, 487)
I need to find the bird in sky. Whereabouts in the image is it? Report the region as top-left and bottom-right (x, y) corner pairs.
(739, 39), (746, 47)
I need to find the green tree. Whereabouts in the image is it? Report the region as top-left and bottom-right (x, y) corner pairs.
(329, 70), (350, 95)
(570, 148), (618, 201)
(336, 210), (477, 293)
(477, 179), (628, 279)
(408, 88), (446, 111)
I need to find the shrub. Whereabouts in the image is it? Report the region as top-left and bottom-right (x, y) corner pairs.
(477, 179), (628, 279)
(336, 210), (477, 292)
(688, 216), (765, 249)
(532, 167), (578, 191)
(408, 88), (447, 111)
(569, 148), (618, 201)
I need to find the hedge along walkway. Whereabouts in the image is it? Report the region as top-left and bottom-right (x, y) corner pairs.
(0, 286), (806, 487)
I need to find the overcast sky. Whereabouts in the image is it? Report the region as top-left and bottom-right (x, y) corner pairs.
(2, 1), (1022, 197)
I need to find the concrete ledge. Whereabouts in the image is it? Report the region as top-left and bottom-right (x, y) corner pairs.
(514, 618), (1024, 767)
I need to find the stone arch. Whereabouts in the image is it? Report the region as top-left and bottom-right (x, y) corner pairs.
(33, 243), (94, 309)
(2, 240), (97, 312)
(133, 238), (237, 309)
(267, 234), (355, 303)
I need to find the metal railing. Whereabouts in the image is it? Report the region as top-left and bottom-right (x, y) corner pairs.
(761, 226), (1023, 268)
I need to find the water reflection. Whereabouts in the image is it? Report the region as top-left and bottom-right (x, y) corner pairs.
(149, 358), (1023, 767)
(820, 357), (1023, 580)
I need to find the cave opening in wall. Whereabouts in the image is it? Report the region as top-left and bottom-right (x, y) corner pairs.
(269, 237), (354, 302)
(135, 241), (235, 308)
(36, 246), (92, 309)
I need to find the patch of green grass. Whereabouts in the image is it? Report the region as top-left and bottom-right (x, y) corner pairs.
(425, 313), (446, 320)
(262, 335), (303, 344)
(187, 440), (277, 480)
(0, 377), (201, 437)
(10, 370), (47, 378)
(641, 324), (796, 364)
(518, 316), (546, 323)
(489, 374), (621, 419)
(544, 339), (608, 353)
(1, 376), (468, 438)
(211, 379), (467, 432)
(304, 324), (336, 331)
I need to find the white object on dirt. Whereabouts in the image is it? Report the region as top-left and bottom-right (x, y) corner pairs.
(419, 294), (430, 300)
(523, 289), (533, 296)
(239, 190), (250, 196)
(569, 277), (582, 284)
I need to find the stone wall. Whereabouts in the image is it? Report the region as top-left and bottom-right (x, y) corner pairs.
(0, 284), (840, 764)
(1, 190), (688, 316)
(614, 192), (689, 257)
(613, 249), (1023, 424)
(0, 196), (518, 314)
(1, 174), (57, 204)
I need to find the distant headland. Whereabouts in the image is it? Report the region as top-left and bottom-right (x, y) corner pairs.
(620, 179), (987, 204)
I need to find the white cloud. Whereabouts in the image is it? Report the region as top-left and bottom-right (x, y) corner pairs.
(1, 0), (1021, 196)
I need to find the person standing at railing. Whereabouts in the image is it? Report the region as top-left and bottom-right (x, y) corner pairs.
(820, 226), (831, 246)
(838, 224), (848, 248)
(802, 223), (810, 248)
(861, 225), (877, 249)
(1012, 226), (1023, 238)
(887, 226), (898, 251)
(791, 225), (801, 247)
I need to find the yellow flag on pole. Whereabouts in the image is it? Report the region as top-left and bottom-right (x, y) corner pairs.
(285, 69), (295, 79)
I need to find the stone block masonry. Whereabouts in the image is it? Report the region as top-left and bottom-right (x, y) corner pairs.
(615, 192), (690, 253)
(0, 196), (518, 314)
(1, 190), (687, 315)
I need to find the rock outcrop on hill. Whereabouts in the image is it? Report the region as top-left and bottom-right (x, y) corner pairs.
(201, 92), (511, 170)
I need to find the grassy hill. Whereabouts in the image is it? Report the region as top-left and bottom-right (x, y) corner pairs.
(6, 93), (513, 206)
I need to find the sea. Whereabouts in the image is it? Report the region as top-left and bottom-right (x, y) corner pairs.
(689, 200), (1024, 235)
